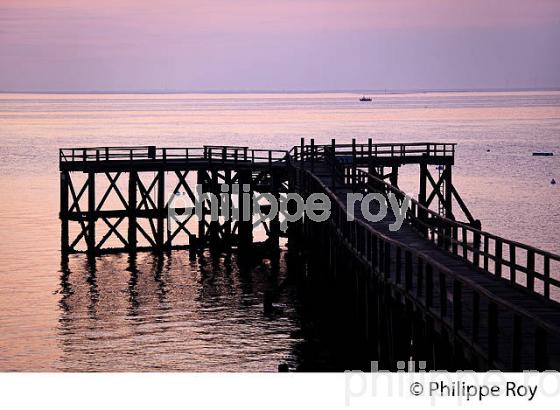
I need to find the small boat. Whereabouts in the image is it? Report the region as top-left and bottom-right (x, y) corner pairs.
(359, 96), (372, 102)
(532, 152), (554, 156)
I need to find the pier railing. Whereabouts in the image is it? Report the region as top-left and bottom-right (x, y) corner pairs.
(301, 168), (560, 370)
(290, 141), (455, 163)
(295, 140), (560, 303)
(61, 142), (452, 166)
(59, 146), (290, 165)
(349, 168), (560, 303)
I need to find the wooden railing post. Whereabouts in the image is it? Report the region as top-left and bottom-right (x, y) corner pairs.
(510, 244), (516, 284)
(495, 239), (502, 277)
(331, 138), (336, 188)
(473, 230), (481, 267)
(300, 137), (304, 169)
(527, 249), (535, 292)
(352, 138), (356, 191)
(462, 226), (468, 259)
(451, 225), (458, 255)
(544, 256), (550, 299)
(483, 236), (489, 271)
(310, 138), (315, 171)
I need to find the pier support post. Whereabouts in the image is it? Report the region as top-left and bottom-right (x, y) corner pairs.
(156, 170), (165, 250)
(238, 169), (253, 251)
(87, 172), (96, 254)
(367, 275), (380, 362)
(128, 171), (137, 252)
(418, 163), (428, 235)
(419, 163), (427, 207)
(197, 170), (206, 249)
(390, 165), (399, 187)
(223, 169), (232, 249)
(209, 170), (221, 250)
(286, 169), (302, 253)
(268, 169), (281, 251)
(60, 171), (69, 253)
(444, 164), (453, 219)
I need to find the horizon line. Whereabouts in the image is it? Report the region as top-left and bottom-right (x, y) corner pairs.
(1, 86), (560, 95)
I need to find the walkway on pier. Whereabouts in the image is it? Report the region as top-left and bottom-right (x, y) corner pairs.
(299, 152), (560, 371)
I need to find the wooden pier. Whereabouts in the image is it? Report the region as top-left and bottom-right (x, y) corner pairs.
(59, 146), (290, 253)
(59, 139), (560, 371)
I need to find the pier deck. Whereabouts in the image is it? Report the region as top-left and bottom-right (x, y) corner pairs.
(307, 162), (560, 370)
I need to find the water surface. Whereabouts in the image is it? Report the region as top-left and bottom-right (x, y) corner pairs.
(0, 91), (559, 371)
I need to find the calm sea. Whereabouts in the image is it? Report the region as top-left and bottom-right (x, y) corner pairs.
(0, 91), (559, 371)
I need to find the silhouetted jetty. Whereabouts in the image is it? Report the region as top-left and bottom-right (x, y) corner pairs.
(59, 139), (560, 371)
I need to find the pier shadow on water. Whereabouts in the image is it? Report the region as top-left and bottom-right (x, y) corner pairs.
(56, 249), (361, 372)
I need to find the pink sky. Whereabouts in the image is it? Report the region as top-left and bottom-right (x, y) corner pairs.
(1, 0), (559, 91)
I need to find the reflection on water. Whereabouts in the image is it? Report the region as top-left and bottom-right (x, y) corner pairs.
(56, 251), (305, 371)
(56, 251), (310, 371)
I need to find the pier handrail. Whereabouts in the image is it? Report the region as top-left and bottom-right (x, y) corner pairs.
(301, 168), (560, 370)
(289, 141), (455, 162)
(350, 168), (560, 303)
(59, 146), (290, 165)
(64, 142), (455, 164)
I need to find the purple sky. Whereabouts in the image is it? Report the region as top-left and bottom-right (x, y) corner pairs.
(1, 0), (559, 91)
